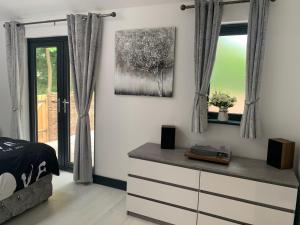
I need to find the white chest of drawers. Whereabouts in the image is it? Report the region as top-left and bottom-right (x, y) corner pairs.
(127, 143), (299, 225)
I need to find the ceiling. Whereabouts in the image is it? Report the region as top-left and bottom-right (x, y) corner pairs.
(0, 0), (187, 20)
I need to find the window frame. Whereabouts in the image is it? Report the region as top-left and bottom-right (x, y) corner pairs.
(208, 23), (248, 126)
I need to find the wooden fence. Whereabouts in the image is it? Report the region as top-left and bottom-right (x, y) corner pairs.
(37, 95), (49, 142)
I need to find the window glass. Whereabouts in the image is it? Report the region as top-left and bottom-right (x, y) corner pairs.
(209, 35), (247, 115)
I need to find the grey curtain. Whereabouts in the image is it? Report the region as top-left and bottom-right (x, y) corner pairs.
(192, 0), (223, 133)
(4, 22), (26, 139)
(240, 0), (269, 139)
(67, 13), (103, 183)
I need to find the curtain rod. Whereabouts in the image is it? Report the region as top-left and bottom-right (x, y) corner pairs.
(3, 12), (116, 27)
(181, 0), (276, 10)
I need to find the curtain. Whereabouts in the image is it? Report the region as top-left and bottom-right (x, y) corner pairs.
(67, 13), (103, 183)
(240, 0), (270, 139)
(192, 0), (223, 133)
(4, 22), (26, 139)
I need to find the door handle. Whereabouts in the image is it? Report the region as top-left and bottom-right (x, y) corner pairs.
(57, 98), (61, 113)
(62, 99), (70, 113)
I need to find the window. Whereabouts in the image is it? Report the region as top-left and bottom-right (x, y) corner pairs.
(208, 23), (248, 125)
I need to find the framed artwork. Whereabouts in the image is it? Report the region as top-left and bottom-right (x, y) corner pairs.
(115, 27), (176, 97)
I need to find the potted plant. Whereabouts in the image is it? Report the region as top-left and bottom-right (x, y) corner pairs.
(209, 92), (237, 122)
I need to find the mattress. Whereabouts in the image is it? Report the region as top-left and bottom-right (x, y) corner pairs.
(0, 137), (59, 201)
(0, 174), (52, 224)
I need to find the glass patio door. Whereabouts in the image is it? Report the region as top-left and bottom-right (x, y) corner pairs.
(28, 37), (72, 170)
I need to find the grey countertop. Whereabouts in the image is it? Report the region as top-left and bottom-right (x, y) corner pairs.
(128, 143), (299, 188)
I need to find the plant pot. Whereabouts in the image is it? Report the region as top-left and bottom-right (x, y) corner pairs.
(218, 107), (229, 122)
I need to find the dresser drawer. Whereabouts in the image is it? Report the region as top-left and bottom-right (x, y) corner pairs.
(127, 195), (197, 225)
(127, 176), (198, 210)
(197, 213), (239, 225)
(129, 158), (199, 189)
(198, 192), (295, 225)
(200, 171), (297, 210)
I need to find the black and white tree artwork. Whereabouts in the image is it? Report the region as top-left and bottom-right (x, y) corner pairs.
(115, 27), (176, 97)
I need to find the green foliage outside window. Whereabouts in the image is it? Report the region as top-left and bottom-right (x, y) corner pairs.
(36, 47), (57, 95)
(209, 35), (247, 114)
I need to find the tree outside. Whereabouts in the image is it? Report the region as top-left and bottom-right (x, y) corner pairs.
(36, 47), (57, 95)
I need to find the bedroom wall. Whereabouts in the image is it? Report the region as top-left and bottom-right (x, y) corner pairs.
(0, 0), (299, 181)
(95, 3), (254, 181)
(95, 0), (300, 181)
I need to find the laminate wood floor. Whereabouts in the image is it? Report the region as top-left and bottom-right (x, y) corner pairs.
(5, 172), (155, 225)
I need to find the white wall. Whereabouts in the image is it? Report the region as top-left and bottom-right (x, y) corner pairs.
(0, 0), (299, 181)
(96, 1), (300, 181)
(95, 3), (253, 181)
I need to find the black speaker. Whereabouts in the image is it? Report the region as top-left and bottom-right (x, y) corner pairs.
(267, 138), (295, 169)
(161, 125), (176, 149)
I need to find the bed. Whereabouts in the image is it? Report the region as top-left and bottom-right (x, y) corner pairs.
(0, 137), (59, 224)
